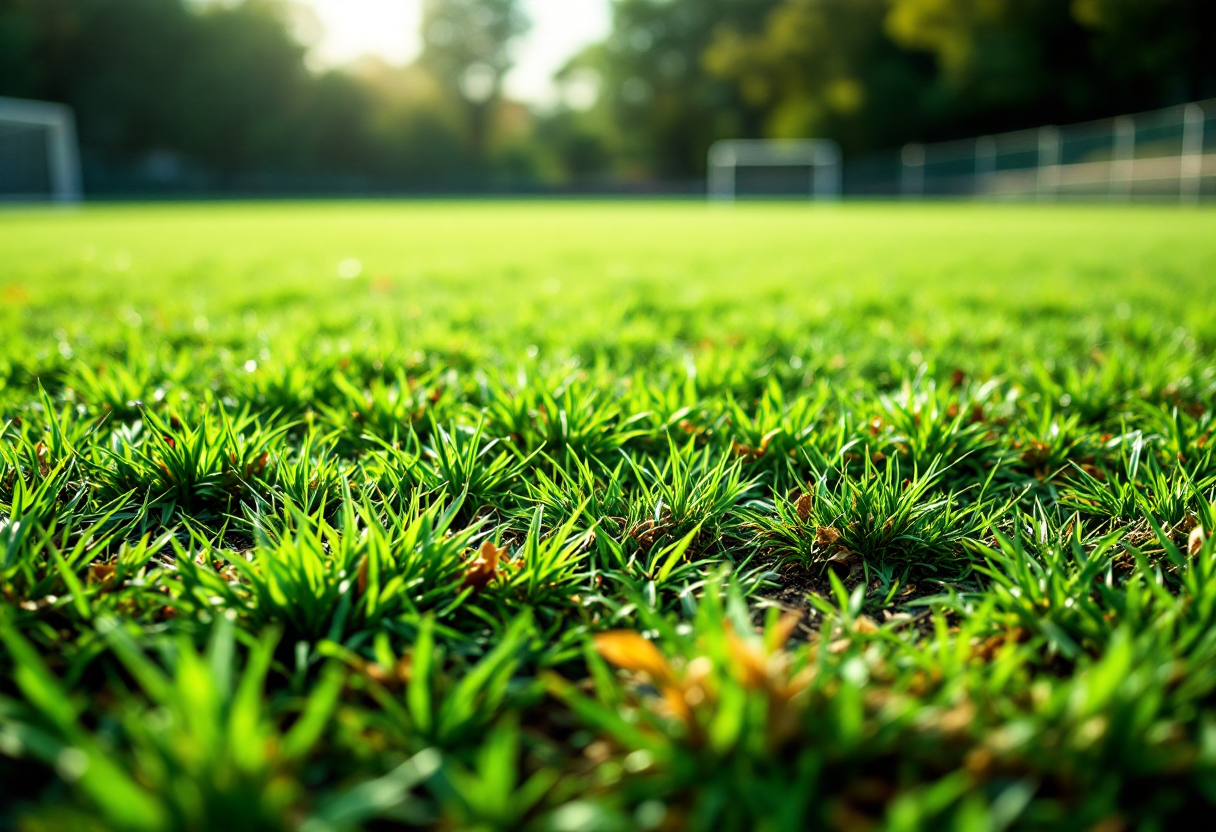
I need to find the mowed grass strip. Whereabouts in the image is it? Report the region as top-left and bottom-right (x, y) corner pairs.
(1, 202), (1216, 831)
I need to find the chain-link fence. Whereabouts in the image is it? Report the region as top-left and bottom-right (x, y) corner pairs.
(843, 99), (1215, 202)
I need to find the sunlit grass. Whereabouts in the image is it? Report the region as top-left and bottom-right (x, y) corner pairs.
(2, 201), (1216, 830)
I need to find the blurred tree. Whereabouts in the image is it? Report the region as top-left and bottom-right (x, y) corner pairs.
(0, 0), (473, 190)
(0, 0), (310, 171)
(704, 0), (934, 152)
(885, 0), (1216, 130)
(2, 0), (1211, 189)
(347, 58), (476, 186)
(885, 0), (1135, 126)
(419, 0), (530, 158)
(0, 1), (40, 97)
(704, 0), (1216, 154)
(1065, 0), (1215, 103)
(583, 0), (782, 180)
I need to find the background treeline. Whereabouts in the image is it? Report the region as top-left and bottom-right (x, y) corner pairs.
(0, 0), (1213, 192)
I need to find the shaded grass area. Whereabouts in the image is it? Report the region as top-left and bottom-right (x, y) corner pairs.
(2, 202), (1216, 831)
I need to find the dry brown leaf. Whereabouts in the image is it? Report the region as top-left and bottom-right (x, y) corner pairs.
(726, 629), (768, 690)
(853, 616), (879, 635)
(593, 631), (674, 685)
(816, 525), (842, 547)
(795, 491), (814, 522)
(933, 700), (975, 736)
(965, 746), (994, 777)
(769, 611), (803, 650)
(463, 540), (505, 592)
(825, 547), (854, 565)
(364, 655), (411, 690)
(758, 430), (777, 454)
(88, 563), (116, 586)
(246, 450), (269, 478)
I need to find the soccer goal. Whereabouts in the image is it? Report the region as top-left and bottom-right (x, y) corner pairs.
(708, 139), (842, 201)
(0, 96), (83, 202)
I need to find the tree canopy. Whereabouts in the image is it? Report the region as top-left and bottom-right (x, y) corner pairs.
(0, 0), (1209, 188)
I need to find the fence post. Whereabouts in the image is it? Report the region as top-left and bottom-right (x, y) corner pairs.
(975, 136), (995, 199)
(1111, 116), (1135, 201)
(707, 143), (736, 202)
(1181, 103), (1205, 204)
(901, 144), (925, 199)
(1036, 127), (1060, 201)
(814, 142), (843, 201)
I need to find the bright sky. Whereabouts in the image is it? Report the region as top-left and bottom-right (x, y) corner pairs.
(301, 0), (612, 105)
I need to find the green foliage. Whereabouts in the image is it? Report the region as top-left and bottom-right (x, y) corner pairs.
(0, 0), (480, 186)
(0, 616), (350, 831)
(3, 0), (1212, 186)
(743, 454), (993, 572)
(607, 0), (1214, 170)
(420, 0), (530, 156)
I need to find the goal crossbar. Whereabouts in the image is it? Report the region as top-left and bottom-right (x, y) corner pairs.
(708, 139), (842, 201)
(0, 96), (83, 202)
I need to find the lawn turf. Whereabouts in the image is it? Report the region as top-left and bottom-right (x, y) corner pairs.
(2, 201), (1216, 830)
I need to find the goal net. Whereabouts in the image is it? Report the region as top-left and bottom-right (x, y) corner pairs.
(0, 97), (83, 202)
(708, 139), (842, 201)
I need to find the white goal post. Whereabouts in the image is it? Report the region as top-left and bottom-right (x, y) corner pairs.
(0, 96), (83, 202)
(708, 139), (842, 201)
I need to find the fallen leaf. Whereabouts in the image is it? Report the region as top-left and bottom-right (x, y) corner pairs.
(246, 450), (269, 478)
(795, 491), (813, 522)
(769, 611), (802, 650)
(1189, 526), (1206, 557)
(88, 563), (117, 587)
(853, 616), (879, 635)
(964, 746), (994, 776)
(594, 631), (674, 685)
(726, 629), (768, 689)
(932, 700), (975, 736)
(463, 540), (505, 592)
(825, 547), (853, 564)
(816, 525), (841, 547)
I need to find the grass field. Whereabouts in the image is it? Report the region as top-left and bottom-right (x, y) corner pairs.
(3, 202), (1216, 831)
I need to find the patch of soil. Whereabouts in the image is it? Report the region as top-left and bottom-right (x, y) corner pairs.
(751, 552), (964, 641)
